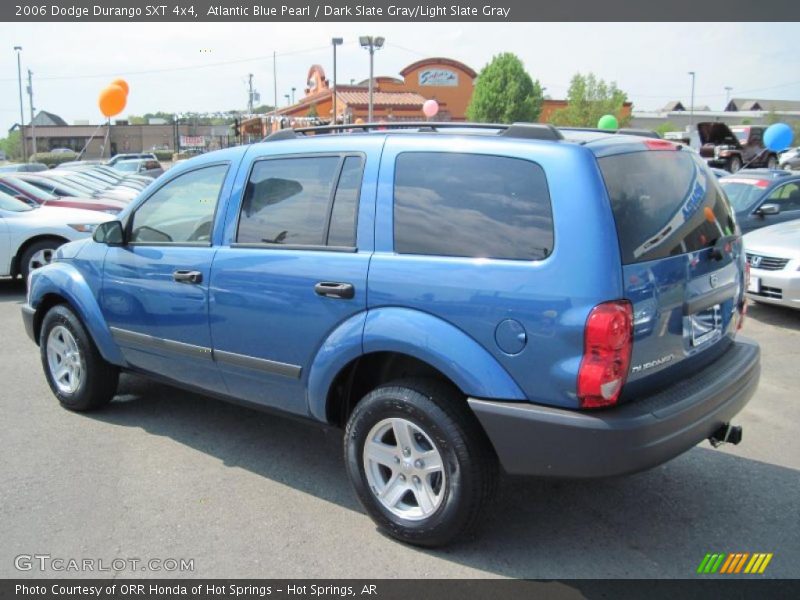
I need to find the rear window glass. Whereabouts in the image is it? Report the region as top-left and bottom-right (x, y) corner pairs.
(393, 152), (553, 260)
(599, 151), (737, 264)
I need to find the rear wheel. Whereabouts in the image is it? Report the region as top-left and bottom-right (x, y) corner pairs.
(20, 239), (63, 280)
(40, 305), (119, 411)
(727, 155), (742, 173)
(766, 155), (778, 170)
(344, 378), (497, 547)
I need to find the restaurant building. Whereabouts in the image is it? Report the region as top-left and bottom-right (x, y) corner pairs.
(241, 57), (479, 137)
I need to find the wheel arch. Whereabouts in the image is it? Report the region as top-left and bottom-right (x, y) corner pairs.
(12, 234), (69, 277)
(308, 307), (526, 426)
(27, 263), (125, 365)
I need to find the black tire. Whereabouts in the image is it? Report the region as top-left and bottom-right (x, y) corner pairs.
(344, 378), (497, 547)
(40, 304), (119, 411)
(728, 155), (742, 173)
(766, 155), (778, 170)
(20, 239), (63, 281)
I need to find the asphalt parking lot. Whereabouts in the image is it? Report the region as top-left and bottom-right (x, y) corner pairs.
(0, 276), (798, 579)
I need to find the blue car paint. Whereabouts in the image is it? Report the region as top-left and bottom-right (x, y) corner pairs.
(724, 172), (800, 233)
(369, 135), (623, 407)
(24, 130), (746, 424)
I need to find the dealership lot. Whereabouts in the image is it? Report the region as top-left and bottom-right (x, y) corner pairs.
(0, 277), (798, 579)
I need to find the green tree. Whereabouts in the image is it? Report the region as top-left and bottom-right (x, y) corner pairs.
(0, 130), (22, 160)
(466, 53), (543, 123)
(655, 121), (677, 137)
(550, 73), (630, 127)
(765, 110), (780, 125)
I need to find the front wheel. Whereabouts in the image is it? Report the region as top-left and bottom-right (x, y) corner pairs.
(728, 155), (743, 173)
(766, 155), (778, 170)
(344, 378), (497, 547)
(20, 239), (63, 281)
(40, 304), (119, 411)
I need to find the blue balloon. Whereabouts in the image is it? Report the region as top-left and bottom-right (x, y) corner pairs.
(763, 123), (794, 152)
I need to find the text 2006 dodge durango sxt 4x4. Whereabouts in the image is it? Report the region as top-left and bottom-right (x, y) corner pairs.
(22, 123), (760, 547)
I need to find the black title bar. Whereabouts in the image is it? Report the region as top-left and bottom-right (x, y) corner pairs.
(4, 0), (800, 22)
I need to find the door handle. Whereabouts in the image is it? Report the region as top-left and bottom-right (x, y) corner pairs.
(173, 270), (203, 284)
(314, 281), (355, 300)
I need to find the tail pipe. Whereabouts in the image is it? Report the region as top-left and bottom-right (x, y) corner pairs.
(709, 423), (743, 448)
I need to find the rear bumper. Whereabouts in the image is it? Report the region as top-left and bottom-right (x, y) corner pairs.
(469, 338), (760, 478)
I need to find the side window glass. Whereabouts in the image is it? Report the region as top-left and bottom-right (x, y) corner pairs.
(770, 183), (800, 210)
(394, 152), (554, 260)
(237, 157), (340, 245)
(326, 156), (363, 247)
(130, 164), (227, 244)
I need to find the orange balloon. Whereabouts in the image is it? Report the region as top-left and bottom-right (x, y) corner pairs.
(110, 78), (129, 96)
(354, 118), (365, 124)
(98, 84), (127, 118)
(703, 206), (716, 223)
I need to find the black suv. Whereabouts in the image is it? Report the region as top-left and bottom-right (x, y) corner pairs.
(696, 123), (779, 172)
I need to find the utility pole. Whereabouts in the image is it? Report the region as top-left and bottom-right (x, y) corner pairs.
(14, 46), (26, 162)
(27, 69), (36, 157)
(272, 51), (278, 131)
(688, 71), (696, 132)
(331, 38), (343, 126)
(247, 73), (254, 114)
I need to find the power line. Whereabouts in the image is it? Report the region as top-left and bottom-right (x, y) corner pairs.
(0, 44), (334, 83)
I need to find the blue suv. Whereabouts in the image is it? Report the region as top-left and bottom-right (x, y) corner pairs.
(22, 123), (761, 547)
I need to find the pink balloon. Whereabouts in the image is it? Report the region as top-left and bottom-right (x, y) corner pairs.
(422, 99), (439, 118)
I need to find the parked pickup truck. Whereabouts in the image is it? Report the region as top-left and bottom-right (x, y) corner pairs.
(22, 122), (760, 547)
(696, 122), (779, 172)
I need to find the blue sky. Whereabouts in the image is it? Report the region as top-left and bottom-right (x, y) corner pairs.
(1, 21), (798, 131)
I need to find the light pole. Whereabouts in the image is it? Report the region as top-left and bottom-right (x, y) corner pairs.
(14, 46), (26, 162)
(284, 94), (290, 107)
(359, 36), (384, 123)
(291, 87), (296, 104)
(724, 86), (733, 106)
(331, 37), (343, 125)
(27, 69), (36, 157)
(688, 71), (696, 131)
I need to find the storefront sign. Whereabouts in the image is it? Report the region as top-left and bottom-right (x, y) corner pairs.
(419, 69), (458, 86)
(180, 135), (207, 147)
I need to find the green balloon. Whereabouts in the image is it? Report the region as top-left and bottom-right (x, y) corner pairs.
(598, 114), (619, 130)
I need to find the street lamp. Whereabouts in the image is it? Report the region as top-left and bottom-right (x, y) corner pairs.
(291, 87), (296, 104)
(284, 94), (290, 106)
(724, 86), (733, 106)
(359, 36), (384, 123)
(13, 46), (26, 161)
(688, 71), (696, 130)
(331, 37), (343, 125)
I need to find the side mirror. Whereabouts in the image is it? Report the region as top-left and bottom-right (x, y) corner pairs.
(757, 203), (780, 216)
(93, 220), (125, 245)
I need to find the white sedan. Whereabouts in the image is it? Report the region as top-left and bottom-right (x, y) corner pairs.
(0, 192), (112, 280)
(744, 219), (800, 310)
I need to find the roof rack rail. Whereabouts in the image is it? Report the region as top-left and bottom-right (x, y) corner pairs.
(559, 126), (661, 139)
(262, 121), (564, 142)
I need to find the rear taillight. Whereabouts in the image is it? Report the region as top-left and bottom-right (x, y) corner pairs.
(577, 301), (633, 409)
(643, 139), (679, 151)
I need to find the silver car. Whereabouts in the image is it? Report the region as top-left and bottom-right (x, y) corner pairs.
(779, 147), (800, 171)
(744, 219), (800, 309)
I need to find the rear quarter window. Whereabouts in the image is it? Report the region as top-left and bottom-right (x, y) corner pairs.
(393, 152), (554, 260)
(599, 150), (737, 264)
